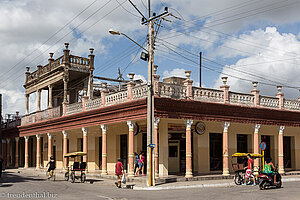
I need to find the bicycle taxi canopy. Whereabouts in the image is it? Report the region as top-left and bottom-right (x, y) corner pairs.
(232, 153), (263, 158)
(64, 151), (87, 158)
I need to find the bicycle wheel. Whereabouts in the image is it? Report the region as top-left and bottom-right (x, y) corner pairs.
(71, 172), (76, 183)
(64, 172), (69, 181)
(80, 173), (86, 183)
(234, 173), (242, 185)
(52, 171), (55, 181)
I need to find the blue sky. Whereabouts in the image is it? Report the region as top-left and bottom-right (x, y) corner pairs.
(1, 0), (300, 115)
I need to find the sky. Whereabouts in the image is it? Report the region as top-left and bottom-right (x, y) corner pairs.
(1, 0), (300, 116)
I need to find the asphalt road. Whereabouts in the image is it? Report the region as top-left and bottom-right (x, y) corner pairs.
(0, 169), (300, 200)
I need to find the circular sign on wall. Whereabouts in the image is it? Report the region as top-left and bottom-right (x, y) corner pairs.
(195, 122), (206, 135)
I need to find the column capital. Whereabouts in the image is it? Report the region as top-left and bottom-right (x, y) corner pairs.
(185, 119), (194, 129)
(254, 124), (261, 132)
(62, 130), (68, 138)
(127, 121), (135, 129)
(100, 124), (108, 132)
(36, 134), (41, 140)
(24, 136), (29, 141)
(279, 126), (285, 134)
(2, 139), (6, 143)
(82, 127), (88, 136)
(6, 138), (10, 143)
(223, 122), (230, 131)
(15, 137), (19, 142)
(47, 133), (52, 139)
(154, 117), (160, 127)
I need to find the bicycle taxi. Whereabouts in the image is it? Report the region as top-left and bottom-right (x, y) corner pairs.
(231, 153), (263, 185)
(64, 152), (87, 183)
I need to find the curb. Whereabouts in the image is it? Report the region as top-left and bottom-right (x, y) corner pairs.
(133, 182), (235, 190)
(133, 177), (300, 191)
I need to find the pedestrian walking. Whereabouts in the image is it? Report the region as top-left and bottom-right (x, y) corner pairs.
(135, 151), (145, 175)
(115, 158), (124, 188)
(134, 152), (139, 174)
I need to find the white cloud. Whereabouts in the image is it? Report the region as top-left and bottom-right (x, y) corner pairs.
(163, 68), (186, 79)
(214, 27), (300, 100)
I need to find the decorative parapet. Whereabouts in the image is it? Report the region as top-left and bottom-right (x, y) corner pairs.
(26, 56), (64, 83)
(85, 98), (101, 111)
(69, 55), (90, 66)
(283, 99), (300, 111)
(105, 90), (128, 106)
(229, 92), (254, 106)
(66, 102), (83, 115)
(260, 96), (279, 108)
(193, 87), (224, 103)
(132, 84), (148, 100)
(159, 82), (186, 99)
(21, 106), (61, 125)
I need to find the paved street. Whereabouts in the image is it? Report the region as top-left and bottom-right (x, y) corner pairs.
(1, 169), (300, 200)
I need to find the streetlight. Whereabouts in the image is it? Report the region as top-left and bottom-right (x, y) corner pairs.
(109, 28), (155, 186)
(109, 29), (148, 52)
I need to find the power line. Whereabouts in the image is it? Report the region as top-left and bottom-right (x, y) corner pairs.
(156, 42), (300, 90)
(0, 0), (99, 80)
(0, 0), (126, 88)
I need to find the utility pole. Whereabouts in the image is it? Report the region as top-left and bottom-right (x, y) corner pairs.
(126, 0), (171, 186)
(147, 3), (155, 186)
(199, 52), (202, 88)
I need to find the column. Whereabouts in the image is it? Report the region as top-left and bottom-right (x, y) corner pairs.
(6, 138), (10, 167)
(47, 133), (52, 161)
(25, 94), (29, 115)
(15, 137), (19, 167)
(127, 121), (135, 177)
(37, 89), (41, 112)
(62, 131), (68, 169)
(48, 85), (53, 109)
(36, 135), (41, 169)
(220, 77), (230, 104)
(185, 119), (193, 178)
(2, 140), (6, 164)
(154, 117), (160, 179)
(63, 77), (68, 103)
(82, 128), (88, 163)
(222, 122), (230, 176)
(253, 124), (260, 170)
(101, 125), (108, 175)
(24, 136), (29, 168)
(278, 126), (285, 174)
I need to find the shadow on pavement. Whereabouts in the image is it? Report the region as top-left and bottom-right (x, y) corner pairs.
(0, 171), (45, 185)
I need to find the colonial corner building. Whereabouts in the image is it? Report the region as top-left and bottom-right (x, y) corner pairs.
(1, 43), (300, 178)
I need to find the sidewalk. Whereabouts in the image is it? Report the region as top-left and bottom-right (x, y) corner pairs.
(11, 168), (300, 190)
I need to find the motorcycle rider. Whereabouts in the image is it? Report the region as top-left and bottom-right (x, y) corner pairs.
(263, 157), (277, 184)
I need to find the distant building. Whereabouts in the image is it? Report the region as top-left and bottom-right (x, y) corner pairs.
(2, 44), (300, 177)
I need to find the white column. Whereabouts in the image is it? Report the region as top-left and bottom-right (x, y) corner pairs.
(222, 122), (230, 176)
(127, 121), (135, 177)
(15, 137), (19, 167)
(100, 124), (108, 175)
(278, 126), (285, 174)
(36, 135), (41, 169)
(82, 127), (88, 163)
(47, 133), (52, 161)
(185, 119), (193, 178)
(24, 136), (29, 168)
(62, 131), (68, 169)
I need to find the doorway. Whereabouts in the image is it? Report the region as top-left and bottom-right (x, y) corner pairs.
(209, 133), (222, 171)
(261, 135), (271, 159)
(283, 136), (292, 168)
(168, 141), (180, 173)
(237, 134), (248, 164)
(120, 135), (128, 170)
